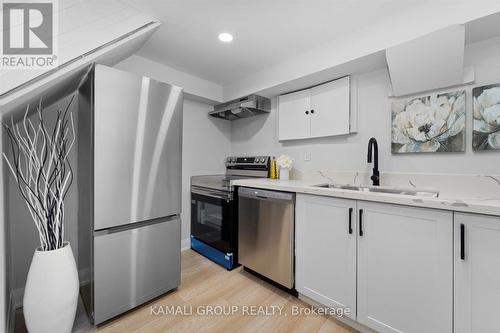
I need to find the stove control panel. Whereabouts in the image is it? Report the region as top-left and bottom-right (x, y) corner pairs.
(226, 156), (270, 168)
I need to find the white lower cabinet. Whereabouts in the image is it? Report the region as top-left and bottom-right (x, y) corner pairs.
(296, 196), (454, 333)
(296, 194), (357, 319)
(454, 213), (500, 333)
(356, 202), (453, 333)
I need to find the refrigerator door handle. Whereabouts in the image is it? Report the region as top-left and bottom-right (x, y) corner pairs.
(94, 214), (180, 235)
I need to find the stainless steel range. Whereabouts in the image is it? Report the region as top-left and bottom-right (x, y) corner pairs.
(190, 156), (270, 269)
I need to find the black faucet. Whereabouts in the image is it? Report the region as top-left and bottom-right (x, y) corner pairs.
(367, 137), (380, 186)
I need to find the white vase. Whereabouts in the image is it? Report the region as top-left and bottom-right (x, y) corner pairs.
(23, 242), (79, 333)
(280, 167), (290, 180)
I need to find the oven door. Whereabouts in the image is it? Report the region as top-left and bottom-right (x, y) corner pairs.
(191, 187), (234, 254)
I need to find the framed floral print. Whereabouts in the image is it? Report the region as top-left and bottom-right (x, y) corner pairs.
(473, 84), (500, 151)
(391, 90), (465, 153)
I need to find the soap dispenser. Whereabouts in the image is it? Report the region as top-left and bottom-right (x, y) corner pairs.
(270, 157), (277, 179)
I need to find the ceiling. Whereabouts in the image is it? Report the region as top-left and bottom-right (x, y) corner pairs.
(119, 0), (427, 86)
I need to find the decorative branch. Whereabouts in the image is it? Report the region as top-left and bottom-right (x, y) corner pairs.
(2, 96), (76, 251)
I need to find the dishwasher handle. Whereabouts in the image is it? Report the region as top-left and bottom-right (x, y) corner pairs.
(238, 187), (294, 203)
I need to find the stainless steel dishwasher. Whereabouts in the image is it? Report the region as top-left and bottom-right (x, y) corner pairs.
(238, 187), (295, 289)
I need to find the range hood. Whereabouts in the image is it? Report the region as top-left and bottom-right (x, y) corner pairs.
(386, 25), (472, 97)
(209, 94), (271, 120)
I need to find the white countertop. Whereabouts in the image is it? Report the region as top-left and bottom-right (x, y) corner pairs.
(232, 178), (500, 217)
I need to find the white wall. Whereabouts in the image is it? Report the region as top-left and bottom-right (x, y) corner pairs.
(181, 99), (231, 248)
(231, 36), (500, 176)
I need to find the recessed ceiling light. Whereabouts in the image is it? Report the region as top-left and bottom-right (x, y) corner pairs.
(218, 32), (233, 43)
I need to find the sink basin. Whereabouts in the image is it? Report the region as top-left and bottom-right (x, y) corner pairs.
(313, 183), (439, 197)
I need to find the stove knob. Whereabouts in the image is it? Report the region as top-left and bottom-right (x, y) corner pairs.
(261, 158), (266, 163)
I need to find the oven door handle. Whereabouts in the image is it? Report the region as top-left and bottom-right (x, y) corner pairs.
(191, 188), (232, 201)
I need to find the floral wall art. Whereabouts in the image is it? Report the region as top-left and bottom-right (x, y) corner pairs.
(473, 84), (500, 151)
(391, 90), (465, 153)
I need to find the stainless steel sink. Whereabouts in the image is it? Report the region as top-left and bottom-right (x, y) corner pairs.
(313, 183), (439, 197)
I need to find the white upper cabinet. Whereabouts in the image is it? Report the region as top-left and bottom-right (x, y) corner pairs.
(295, 194), (357, 319)
(356, 202), (453, 333)
(310, 79), (350, 138)
(278, 89), (311, 140)
(278, 76), (350, 141)
(454, 213), (500, 333)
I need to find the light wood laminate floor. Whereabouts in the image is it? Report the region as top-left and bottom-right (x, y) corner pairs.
(16, 250), (357, 333)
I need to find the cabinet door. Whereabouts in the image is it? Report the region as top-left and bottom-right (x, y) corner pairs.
(296, 194), (356, 319)
(454, 213), (500, 333)
(310, 76), (350, 138)
(357, 202), (452, 333)
(278, 89), (311, 140)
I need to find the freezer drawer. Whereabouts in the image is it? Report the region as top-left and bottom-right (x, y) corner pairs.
(93, 217), (180, 324)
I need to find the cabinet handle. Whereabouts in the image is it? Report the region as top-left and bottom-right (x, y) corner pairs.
(460, 223), (465, 260)
(305, 110), (309, 115)
(310, 109), (315, 114)
(359, 209), (363, 236)
(348, 208), (353, 234)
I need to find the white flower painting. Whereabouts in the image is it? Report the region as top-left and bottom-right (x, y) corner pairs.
(473, 84), (500, 151)
(391, 90), (465, 153)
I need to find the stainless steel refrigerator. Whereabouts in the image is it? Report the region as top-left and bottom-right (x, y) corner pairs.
(78, 64), (182, 324)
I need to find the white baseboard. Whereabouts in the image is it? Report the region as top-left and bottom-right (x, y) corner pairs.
(181, 238), (191, 251)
